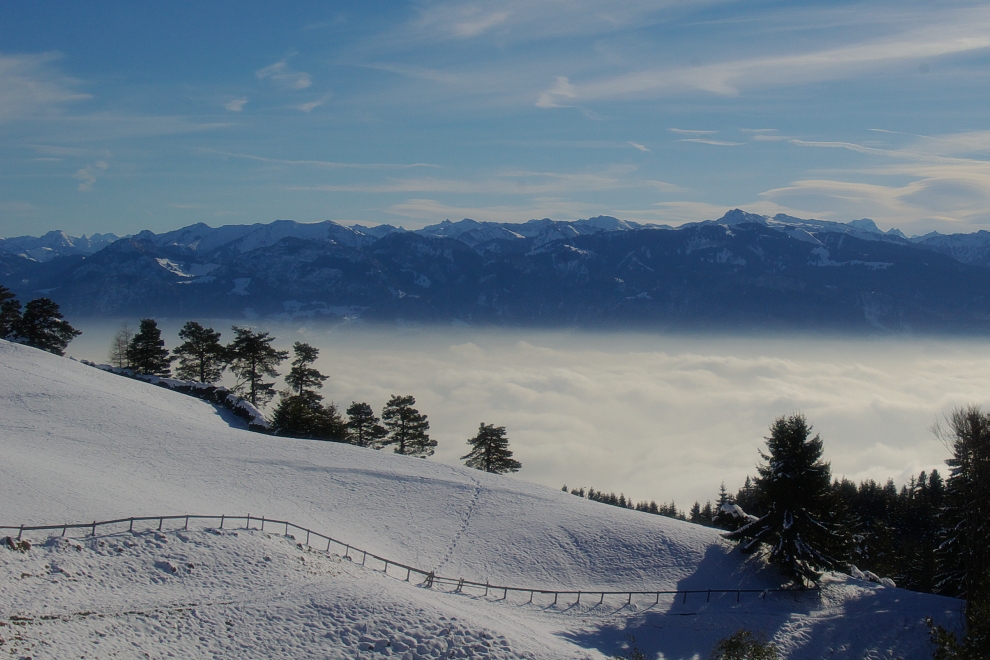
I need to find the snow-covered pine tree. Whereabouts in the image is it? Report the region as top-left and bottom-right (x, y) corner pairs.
(345, 401), (387, 448)
(126, 318), (173, 376)
(727, 414), (850, 585)
(172, 321), (225, 383)
(462, 423), (521, 474)
(381, 395), (436, 457)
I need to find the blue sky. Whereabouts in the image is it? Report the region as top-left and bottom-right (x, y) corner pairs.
(3, 0), (990, 238)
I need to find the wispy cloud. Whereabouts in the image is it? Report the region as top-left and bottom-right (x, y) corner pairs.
(669, 128), (717, 136)
(290, 168), (680, 196)
(535, 6), (990, 104)
(383, 197), (599, 226)
(627, 141), (651, 153)
(256, 59), (312, 90)
(678, 138), (742, 146)
(224, 98), (248, 112)
(202, 149), (437, 170)
(295, 95), (330, 113)
(73, 160), (108, 192)
(0, 52), (91, 122)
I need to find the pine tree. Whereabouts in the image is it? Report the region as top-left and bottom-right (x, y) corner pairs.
(345, 401), (387, 448)
(381, 394), (435, 457)
(0, 285), (21, 339)
(225, 326), (288, 407)
(462, 423), (521, 474)
(108, 323), (133, 368)
(172, 321), (225, 383)
(14, 297), (81, 355)
(126, 318), (174, 376)
(284, 342), (327, 395)
(270, 391), (347, 441)
(727, 414), (850, 585)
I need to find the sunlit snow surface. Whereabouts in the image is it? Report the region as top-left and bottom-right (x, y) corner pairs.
(0, 340), (964, 658)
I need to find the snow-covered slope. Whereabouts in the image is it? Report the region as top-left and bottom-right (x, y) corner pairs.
(0, 341), (964, 658)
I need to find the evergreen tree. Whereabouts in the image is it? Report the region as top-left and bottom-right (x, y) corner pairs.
(381, 394), (435, 457)
(345, 401), (387, 448)
(727, 414), (850, 585)
(108, 323), (133, 368)
(172, 321), (225, 383)
(462, 423), (521, 474)
(270, 391), (347, 441)
(225, 326), (288, 407)
(126, 318), (174, 376)
(931, 406), (990, 654)
(15, 297), (81, 355)
(0, 285), (21, 339)
(285, 342), (327, 395)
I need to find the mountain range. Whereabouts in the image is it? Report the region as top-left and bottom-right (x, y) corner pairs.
(4, 210), (990, 333)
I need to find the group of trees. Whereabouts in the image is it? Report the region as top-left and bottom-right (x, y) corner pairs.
(0, 286), (80, 355)
(589, 410), (987, 657)
(109, 319), (523, 470)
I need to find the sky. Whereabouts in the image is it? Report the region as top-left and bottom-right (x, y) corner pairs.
(2, 0), (990, 239)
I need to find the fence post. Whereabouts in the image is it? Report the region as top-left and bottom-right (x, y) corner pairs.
(455, 578), (463, 593)
(157, 518), (163, 531)
(220, 515), (224, 530)
(627, 593), (632, 605)
(553, 592), (558, 605)
(17, 525), (23, 541)
(327, 538), (332, 552)
(185, 516), (189, 531)
(599, 593), (604, 605)
(383, 560), (389, 575)
(406, 568), (411, 581)
(424, 572), (435, 588)
(362, 551), (366, 566)
(246, 514), (251, 529)
(484, 581), (489, 597)
(655, 592), (660, 605)
(285, 521), (289, 536)
(528, 590), (534, 604)
(682, 591), (687, 604)
(503, 587), (507, 600)
(61, 525), (66, 537)
(306, 530), (310, 546)
(261, 516), (265, 531)
(92, 521), (98, 536)
(576, 591), (581, 605)
(129, 518), (134, 532)
(344, 545), (350, 559)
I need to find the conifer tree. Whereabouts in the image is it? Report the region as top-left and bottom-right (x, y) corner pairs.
(270, 392), (346, 441)
(284, 342), (327, 395)
(15, 297), (81, 356)
(0, 285), (21, 339)
(462, 423), (521, 474)
(727, 414), (850, 585)
(173, 321), (225, 383)
(345, 401), (387, 448)
(108, 323), (133, 368)
(126, 318), (173, 376)
(226, 326), (288, 407)
(381, 394), (435, 457)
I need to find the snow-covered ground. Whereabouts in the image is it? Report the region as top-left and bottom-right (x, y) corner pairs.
(0, 340), (963, 658)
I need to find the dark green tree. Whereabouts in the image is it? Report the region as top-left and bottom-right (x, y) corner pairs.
(345, 401), (387, 448)
(381, 394), (435, 457)
(172, 321), (225, 383)
(462, 423), (521, 474)
(14, 297), (81, 355)
(126, 318), (174, 376)
(727, 414), (850, 585)
(930, 406), (990, 655)
(708, 629), (778, 660)
(225, 326), (288, 407)
(284, 342), (327, 395)
(270, 391), (347, 441)
(0, 285), (21, 339)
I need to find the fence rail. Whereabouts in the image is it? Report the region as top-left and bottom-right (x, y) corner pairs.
(1, 514), (816, 607)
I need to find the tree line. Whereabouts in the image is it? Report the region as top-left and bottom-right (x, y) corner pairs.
(571, 410), (988, 658)
(0, 286), (80, 355)
(110, 319), (522, 473)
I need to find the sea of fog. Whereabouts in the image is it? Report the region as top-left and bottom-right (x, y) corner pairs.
(65, 321), (990, 510)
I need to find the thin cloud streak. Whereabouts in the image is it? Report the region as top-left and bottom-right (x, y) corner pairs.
(202, 149), (437, 170)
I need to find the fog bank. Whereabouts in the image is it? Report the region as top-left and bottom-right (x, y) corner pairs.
(67, 323), (985, 509)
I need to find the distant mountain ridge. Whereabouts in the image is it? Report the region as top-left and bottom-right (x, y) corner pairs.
(5, 210), (990, 333)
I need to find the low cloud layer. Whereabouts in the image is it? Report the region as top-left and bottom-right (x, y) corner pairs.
(69, 325), (985, 509)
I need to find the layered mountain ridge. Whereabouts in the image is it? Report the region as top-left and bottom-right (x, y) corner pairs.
(4, 210), (990, 332)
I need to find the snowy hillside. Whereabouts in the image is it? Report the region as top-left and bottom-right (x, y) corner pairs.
(0, 340), (963, 658)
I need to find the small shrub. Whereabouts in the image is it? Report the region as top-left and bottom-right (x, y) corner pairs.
(709, 629), (778, 660)
(3, 537), (31, 553)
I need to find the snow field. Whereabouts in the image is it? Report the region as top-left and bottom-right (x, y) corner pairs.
(0, 339), (967, 658)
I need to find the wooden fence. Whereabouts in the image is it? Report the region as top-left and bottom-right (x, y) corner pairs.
(1, 513), (816, 608)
